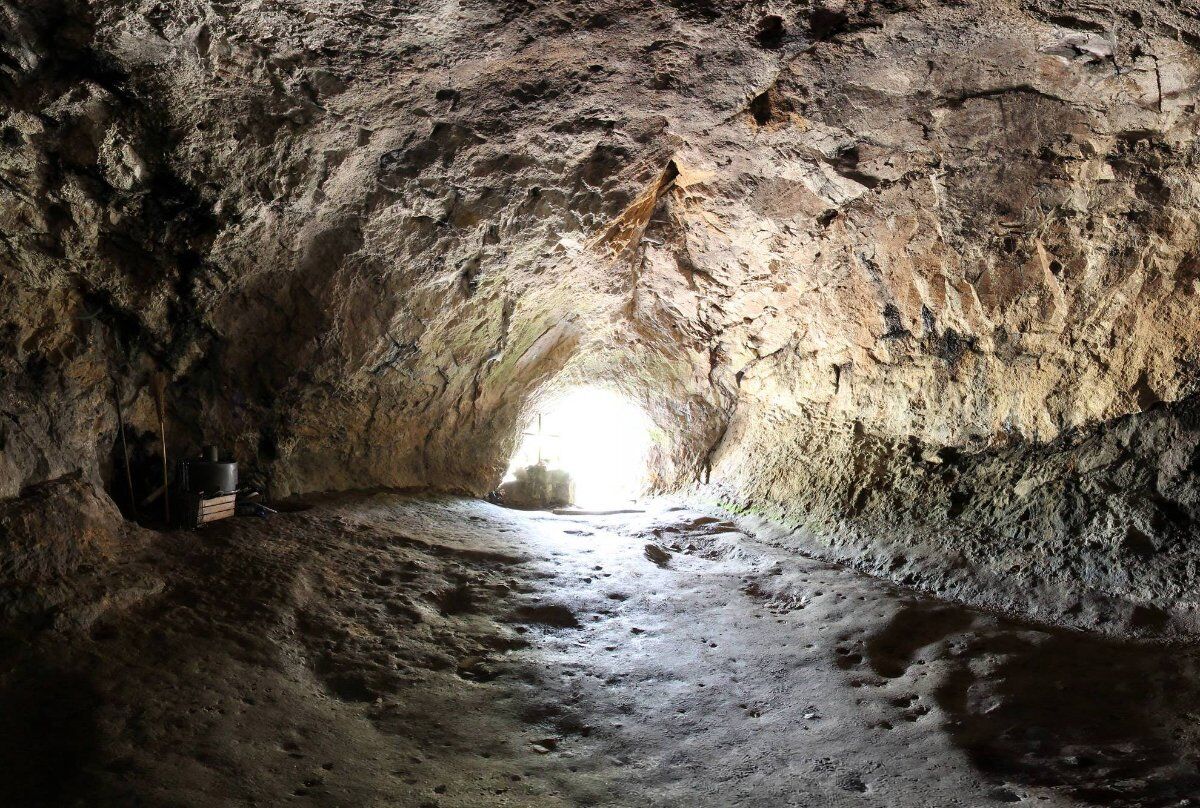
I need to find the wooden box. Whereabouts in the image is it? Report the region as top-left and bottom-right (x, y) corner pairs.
(180, 493), (236, 529)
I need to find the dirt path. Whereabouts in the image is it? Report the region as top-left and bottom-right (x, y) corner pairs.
(3, 493), (1199, 807)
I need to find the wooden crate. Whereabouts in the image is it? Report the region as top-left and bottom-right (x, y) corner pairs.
(180, 492), (236, 529)
(199, 493), (237, 524)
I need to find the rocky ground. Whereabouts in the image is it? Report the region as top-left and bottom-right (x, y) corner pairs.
(3, 492), (1199, 807)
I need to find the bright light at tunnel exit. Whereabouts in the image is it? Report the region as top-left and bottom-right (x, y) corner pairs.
(506, 387), (656, 507)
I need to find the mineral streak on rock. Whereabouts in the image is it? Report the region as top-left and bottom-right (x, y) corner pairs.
(2, 0), (1200, 629)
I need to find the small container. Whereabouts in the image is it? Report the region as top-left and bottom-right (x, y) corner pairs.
(179, 445), (238, 495)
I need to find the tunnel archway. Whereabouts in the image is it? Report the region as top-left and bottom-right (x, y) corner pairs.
(505, 386), (658, 507)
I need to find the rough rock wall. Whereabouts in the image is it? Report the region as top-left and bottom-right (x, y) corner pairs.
(641, 0), (1200, 630)
(2, 0), (768, 501)
(3, 0), (1200, 626)
(711, 394), (1200, 635)
(634, 0), (1200, 451)
(674, 0), (1200, 630)
(0, 472), (155, 629)
(607, 0), (1200, 627)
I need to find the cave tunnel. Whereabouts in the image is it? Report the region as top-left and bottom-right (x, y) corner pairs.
(3, 0), (1200, 805)
(502, 386), (659, 508)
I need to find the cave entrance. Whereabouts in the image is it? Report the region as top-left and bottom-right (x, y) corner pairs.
(505, 387), (655, 508)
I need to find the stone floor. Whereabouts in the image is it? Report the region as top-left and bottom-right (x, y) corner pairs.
(3, 493), (1199, 807)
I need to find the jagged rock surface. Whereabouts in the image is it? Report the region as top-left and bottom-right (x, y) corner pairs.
(0, 472), (157, 631)
(715, 396), (1200, 635)
(2, 0), (1200, 627)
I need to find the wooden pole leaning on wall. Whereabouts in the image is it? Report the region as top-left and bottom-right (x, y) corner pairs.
(152, 373), (170, 525)
(113, 380), (139, 522)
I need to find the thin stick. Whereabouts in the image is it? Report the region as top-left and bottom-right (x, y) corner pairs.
(113, 381), (139, 521)
(139, 483), (165, 509)
(153, 374), (170, 525)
